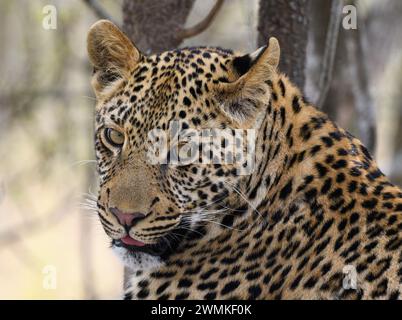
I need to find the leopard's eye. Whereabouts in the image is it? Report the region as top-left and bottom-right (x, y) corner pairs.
(103, 128), (125, 148)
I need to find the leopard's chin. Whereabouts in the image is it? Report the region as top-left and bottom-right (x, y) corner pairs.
(112, 243), (163, 271)
(112, 238), (169, 256)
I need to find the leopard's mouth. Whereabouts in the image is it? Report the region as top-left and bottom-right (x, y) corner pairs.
(112, 238), (169, 256)
(111, 219), (202, 257)
(120, 235), (147, 247)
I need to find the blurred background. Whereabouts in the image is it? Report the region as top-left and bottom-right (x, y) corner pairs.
(0, 0), (401, 299)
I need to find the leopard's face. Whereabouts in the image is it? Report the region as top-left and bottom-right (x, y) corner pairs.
(94, 52), (240, 259)
(88, 21), (279, 267)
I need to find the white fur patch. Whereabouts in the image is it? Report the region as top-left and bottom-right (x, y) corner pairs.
(112, 246), (163, 271)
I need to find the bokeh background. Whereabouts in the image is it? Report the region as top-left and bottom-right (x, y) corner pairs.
(0, 0), (401, 299)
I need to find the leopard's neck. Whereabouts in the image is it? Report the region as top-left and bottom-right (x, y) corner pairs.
(240, 74), (400, 224)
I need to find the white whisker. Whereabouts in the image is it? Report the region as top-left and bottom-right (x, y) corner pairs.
(225, 180), (264, 223)
(71, 159), (97, 167)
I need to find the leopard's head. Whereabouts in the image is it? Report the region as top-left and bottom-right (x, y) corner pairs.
(86, 20), (280, 267)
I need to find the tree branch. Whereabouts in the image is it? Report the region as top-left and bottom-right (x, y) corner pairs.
(316, 0), (343, 109)
(82, 0), (117, 25)
(177, 0), (224, 40)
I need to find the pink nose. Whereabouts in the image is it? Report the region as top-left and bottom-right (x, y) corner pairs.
(109, 207), (146, 226)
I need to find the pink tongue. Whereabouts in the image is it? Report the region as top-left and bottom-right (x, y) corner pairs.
(121, 236), (146, 247)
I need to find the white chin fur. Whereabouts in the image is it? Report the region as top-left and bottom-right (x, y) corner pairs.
(112, 245), (163, 271)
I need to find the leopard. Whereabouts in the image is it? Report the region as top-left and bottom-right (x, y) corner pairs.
(86, 20), (402, 300)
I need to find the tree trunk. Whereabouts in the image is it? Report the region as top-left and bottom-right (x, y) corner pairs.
(257, 0), (309, 90)
(345, 23), (376, 152)
(122, 0), (196, 54)
(308, 0), (376, 152)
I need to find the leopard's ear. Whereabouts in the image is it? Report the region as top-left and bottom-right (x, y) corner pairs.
(87, 20), (141, 98)
(215, 37), (280, 126)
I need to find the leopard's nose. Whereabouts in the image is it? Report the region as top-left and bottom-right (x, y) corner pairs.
(109, 207), (146, 227)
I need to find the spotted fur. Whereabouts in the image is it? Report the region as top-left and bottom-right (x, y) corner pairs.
(87, 21), (402, 300)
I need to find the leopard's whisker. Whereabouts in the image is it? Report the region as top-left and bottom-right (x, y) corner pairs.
(225, 180), (265, 223)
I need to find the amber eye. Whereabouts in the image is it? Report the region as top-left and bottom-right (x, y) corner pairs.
(104, 128), (125, 148)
